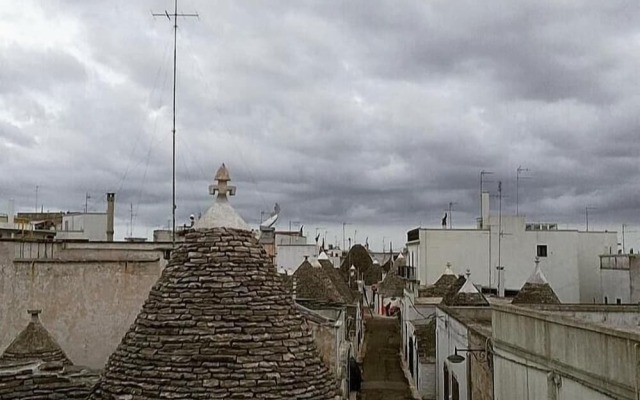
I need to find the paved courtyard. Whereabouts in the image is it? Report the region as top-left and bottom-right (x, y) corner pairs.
(360, 316), (414, 400)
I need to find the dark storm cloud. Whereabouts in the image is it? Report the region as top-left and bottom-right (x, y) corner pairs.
(1, 0), (640, 247)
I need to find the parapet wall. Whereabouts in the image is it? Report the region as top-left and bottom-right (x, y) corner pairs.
(0, 241), (166, 369)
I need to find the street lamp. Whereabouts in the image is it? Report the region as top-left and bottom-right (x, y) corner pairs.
(447, 347), (488, 364)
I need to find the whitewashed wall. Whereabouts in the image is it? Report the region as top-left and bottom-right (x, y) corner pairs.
(436, 308), (468, 400)
(275, 244), (317, 273)
(410, 215), (617, 303)
(599, 269), (630, 304)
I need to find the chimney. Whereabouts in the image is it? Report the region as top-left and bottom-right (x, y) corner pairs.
(106, 193), (115, 242)
(8, 199), (14, 225)
(28, 309), (42, 323)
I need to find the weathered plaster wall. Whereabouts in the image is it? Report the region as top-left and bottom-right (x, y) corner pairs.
(418, 361), (435, 399)
(493, 304), (640, 400)
(307, 319), (338, 376)
(436, 308), (469, 400)
(0, 240), (166, 369)
(469, 329), (493, 400)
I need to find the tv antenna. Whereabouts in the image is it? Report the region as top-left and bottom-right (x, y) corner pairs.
(152, 0), (199, 246)
(516, 166), (531, 215)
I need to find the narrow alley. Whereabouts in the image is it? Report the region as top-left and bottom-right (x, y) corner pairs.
(360, 316), (415, 400)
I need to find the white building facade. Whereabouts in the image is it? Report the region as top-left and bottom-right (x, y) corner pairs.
(56, 213), (109, 241)
(406, 193), (617, 303)
(275, 244), (318, 274)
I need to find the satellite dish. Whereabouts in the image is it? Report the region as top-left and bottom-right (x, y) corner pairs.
(260, 213), (279, 229)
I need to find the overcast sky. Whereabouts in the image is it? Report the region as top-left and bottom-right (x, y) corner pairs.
(1, 1), (639, 250)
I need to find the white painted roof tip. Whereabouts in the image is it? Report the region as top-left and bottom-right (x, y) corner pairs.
(459, 278), (480, 294)
(194, 163), (248, 230)
(397, 253), (405, 259)
(311, 258), (322, 268)
(318, 251), (329, 261)
(527, 263), (549, 285)
(215, 163), (230, 181)
(194, 201), (249, 230)
(373, 259), (380, 265)
(443, 266), (455, 276)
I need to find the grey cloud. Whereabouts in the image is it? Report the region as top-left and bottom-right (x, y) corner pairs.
(2, 0), (640, 249)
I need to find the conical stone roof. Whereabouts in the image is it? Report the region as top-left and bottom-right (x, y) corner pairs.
(318, 258), (355, 304)
(441, 273), (489, 307)
(339, 244), (383, 286)
(0, 310), (72, 366)
(419, 264), (458, 298)
(378, 268), (405, 298)
(512, 258), (561, 305)
(290, 258), (347, 304)
(89, 228), (337, 399)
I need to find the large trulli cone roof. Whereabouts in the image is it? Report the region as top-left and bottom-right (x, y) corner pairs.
(0, 310), (72, 366)
(89, 227), (338, 399)
(512, 258), (561, 304)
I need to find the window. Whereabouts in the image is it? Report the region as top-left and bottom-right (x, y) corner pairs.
(537, 245), (548, 257)
(604, 296), (608, 304)
(617, 298), (622, 305)
(443, 365), (449, 400)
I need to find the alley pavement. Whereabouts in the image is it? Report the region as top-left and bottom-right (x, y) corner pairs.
(360, 316), (415, 400)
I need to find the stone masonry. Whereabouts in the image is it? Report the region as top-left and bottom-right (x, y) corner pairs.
(0, 310), (72, 366)
(89, 227), (338, 399)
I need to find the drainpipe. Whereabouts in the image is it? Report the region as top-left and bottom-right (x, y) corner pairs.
(106, 193), (115, 242)
(635, 343), (639, 400)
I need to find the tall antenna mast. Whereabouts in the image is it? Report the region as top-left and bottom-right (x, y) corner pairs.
(153, 0), (198, 247)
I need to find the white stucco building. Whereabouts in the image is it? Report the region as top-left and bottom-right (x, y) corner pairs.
(406, 192), (618, 303)
(599, 253), (640, 304)
(56, 213), (110, 241)
(275, 243), (318, 274)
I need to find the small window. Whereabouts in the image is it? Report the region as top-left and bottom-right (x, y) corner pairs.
(444, 365), (450, 400)
(616, 298), (622, 305)
(604, 296), (608, 304)
(537, 245), (548, 257)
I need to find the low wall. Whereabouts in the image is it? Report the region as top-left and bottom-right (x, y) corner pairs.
(493, 304), (640, 400)
(0, 257), (164, 369)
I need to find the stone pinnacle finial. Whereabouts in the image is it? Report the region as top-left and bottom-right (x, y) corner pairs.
(209, 163), (236, 199)
(535, 256), (540, 266)
(27, 309), (41, 322)
(465, 269), (471, 279)
(193, 163), (249, 230)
